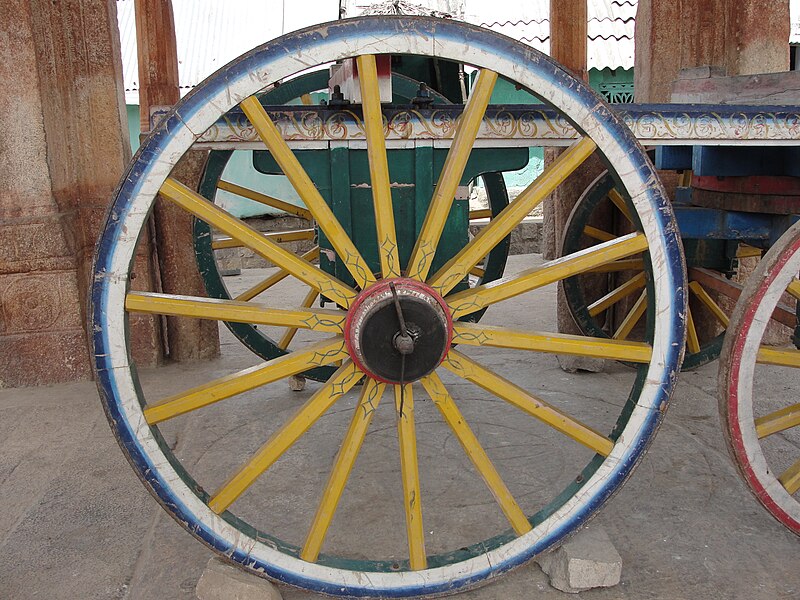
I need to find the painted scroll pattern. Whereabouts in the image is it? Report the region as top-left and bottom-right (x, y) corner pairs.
(196, 107), (800, 145)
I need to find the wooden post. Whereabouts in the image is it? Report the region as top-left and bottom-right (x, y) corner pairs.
(549, 0), (588, 82)
(134, 0), (180, 130)
(135, 0), (220, 361)
(543, 0), (590, 263)
(543, 1), (607, 371)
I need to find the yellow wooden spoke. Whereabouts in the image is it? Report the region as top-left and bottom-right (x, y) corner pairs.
(688, 281), (729, 327)
(211, 228), (315, 250)
(583, 225), (616, 243)
(470, 265), (486, 278)
(407, 69), (498, 281)
(235, 247), (320, 302)
(126, 291), (343, 333)
(788, 279), (800, 301)
(687, 268), (743, 302)
(144, 337), (347, 425)
(240, 96), (375, 289)
(612, 289), (647, 341)
(586, 258), (644, 274)
(208, 361), (363, 514)
(443, 351), (614, 455)
(755, 403), (800, 438)
(278, 288), (319, 350)
(469, 208), (493, 220)
(691, 267), (797, 328)
(160, 179), (356, 307)
(686, 307), (701, 354)
(217, 179), (313, 220)
(357, 54), (400, 278)
(301, 378), (385, 562)
(420, 373), (531, 535)
(452, 322), (652, 363)
(736, 243), (762, 259)
(756, 347), (800, 368)
(779, 458), (800, 495)
(431, 138), (596, 293)
(428, 137), (596, 296)
(588, 272), (647, 317)
(607, 188), (633, 223)
(447, 232), (649, 319)
(395, 384), (427, 570)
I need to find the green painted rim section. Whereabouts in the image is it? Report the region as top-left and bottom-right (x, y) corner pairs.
(561, 171), (722, 370)
(193, 69), (510, 375)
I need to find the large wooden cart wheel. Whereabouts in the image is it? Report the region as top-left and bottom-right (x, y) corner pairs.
(91, 17), (685, 597)
(194, 70), (512, 376)
(719, 220), (800, 535)
(562, 171), (744, 370)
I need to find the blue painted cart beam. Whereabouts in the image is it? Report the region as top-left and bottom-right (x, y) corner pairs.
(674, 206), (799, 244)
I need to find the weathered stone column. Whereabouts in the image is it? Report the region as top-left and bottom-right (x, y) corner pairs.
(136, 0), (219, 361)
(0, 0), (163, 387)
(635, 0), (789, 102)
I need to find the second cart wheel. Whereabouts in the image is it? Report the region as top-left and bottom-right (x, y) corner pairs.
(91, 17), (686, 597)
(562, 171), (745, 370)
(719, 220), (800, 535)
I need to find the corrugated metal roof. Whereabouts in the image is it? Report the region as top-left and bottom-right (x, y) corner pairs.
(472, 0), (636, 70)
(117, 0), (635, 104)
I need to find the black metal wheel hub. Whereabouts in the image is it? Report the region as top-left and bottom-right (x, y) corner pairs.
(345, 278), (452, 384)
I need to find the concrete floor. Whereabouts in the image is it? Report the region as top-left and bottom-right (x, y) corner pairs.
(1, 255), (798, 599)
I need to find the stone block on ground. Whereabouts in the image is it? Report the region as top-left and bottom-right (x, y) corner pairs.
(536, 526), (622, 593)
(196, 557), (283, 600)
(556, 354), (606, 373)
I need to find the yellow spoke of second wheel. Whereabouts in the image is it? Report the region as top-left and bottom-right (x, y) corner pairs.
(209, 361), (364, 514)
(446, 232), (649, 319)
(278, 288), (320, 350)
(159, 179), (356, 308)
(236, 246), (320, 303)
(428, 136), (596, 297)
(357, 54), (400, 278)
(240, 95), (375, 290)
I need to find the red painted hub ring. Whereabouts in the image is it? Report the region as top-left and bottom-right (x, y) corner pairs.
(344, 278), (453, 383)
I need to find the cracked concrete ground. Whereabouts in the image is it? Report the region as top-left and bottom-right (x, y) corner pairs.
(0, 255), (798, 599)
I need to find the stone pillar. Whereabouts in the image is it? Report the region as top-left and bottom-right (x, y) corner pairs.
(727, 0), (790, 76)
(136, 0), (219, 361)
(0, 0), (163, 387)
(635, 0), (789, 102)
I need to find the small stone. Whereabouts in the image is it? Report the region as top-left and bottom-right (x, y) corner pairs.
(557, 354), (606, 373)
(536, 526), (622, 593)
(196, 557), (283, 600)
(288, 375), (306, 391)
